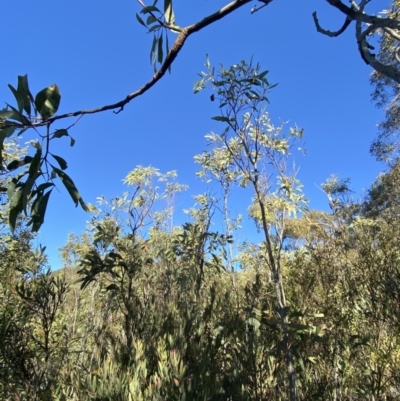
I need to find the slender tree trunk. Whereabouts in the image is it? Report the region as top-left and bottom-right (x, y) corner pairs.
(255, 187), (298, 401)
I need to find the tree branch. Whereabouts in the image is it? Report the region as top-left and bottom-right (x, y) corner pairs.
(11, 0), (258, 129)
(356, 22), (400, 83)
(313, 0), (400, 84)
(312, 11), (352, 37)
(323, 0), (400, 29)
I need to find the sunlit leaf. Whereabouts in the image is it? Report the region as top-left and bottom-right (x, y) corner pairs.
(164, 0), (175, 24)
(35, 84), (61, 119)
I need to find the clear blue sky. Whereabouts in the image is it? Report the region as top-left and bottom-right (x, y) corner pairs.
(1, 0), (386, 268)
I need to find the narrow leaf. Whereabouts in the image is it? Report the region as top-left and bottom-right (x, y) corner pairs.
(135, 13), (146, 27)
(157, 34), (163, 64)
(211, 116), (230, 123)
(7, 156), (34, 171)
(30, 189), (52, 232)
(140, 5), (160, 13)
(17, 75), (34, 116)
(164, 0), (175, 24)
(51, 154), (68, 170)
(8, 84), (24, 113)
(53, 167), (89, 211)
(9, 189), (23, 233)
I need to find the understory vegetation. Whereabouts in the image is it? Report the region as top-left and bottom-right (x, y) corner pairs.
(1, 59), (400, 401)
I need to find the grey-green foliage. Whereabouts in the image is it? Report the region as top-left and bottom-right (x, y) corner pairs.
(1, 75), (87, 235)
(3, 59), (400, 401)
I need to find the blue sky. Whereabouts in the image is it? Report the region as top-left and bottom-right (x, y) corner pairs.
(0, 0), (387, 268)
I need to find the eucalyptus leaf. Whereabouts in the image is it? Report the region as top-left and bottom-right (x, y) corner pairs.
(135, 13), (146, 27)
(8, 84), (24, 113)
(35, 84), (61, 119)
(53, 167), (89, 211)
(7, 156), (34, 171)
(30, 189), (52, 232)
(211, 116), (230, 123)
(51, 154), (68, 170)
(17, 75), (34, 116)
(52, 129), (69, 139)
(9, 188), (23, 233)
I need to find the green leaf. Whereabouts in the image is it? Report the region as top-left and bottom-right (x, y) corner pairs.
(148, 24), (161, 33)
(9, 188), (23, 234)
(146, 15), (158, 25)
(30, 189), (52, 232)
(52, 129), (69, 139)
(8, 84), (24, 113)
(35, 182), (54, 193)
(53, 167), (89, 211)
(140, 5), (160, 14)
(28, 147), (41, 176)
(135, 13), (146, 27)
(150, 35), (158, 65)
(22, 148), (42, 213)
(0, 108), (25, 123)
(7, 172), (26, 201)
(51, 154), (68, 170)
(2, 104), (29, 125)
(7, 156), (34, 171)
(157, 34), (163, 64)
(17, 75), (34, 116)
(35, 84), (61, 119)
(211, 116), (230, 123)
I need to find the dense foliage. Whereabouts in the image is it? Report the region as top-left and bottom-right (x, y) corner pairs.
(1, 59), (400, 401)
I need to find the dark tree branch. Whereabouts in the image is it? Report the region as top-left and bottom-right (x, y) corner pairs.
(312, 11), (352, 37)
(7, 0), (258, 130)
(356, 22), (400, 83)
(324, 0), (400, 29)
(313, 0), (400, 84)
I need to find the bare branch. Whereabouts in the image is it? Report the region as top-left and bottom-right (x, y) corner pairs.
(313, 0), (400, 84)
(323, 0), (400, 29)
(312, 11), (352, 37)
